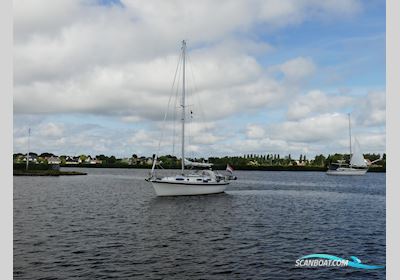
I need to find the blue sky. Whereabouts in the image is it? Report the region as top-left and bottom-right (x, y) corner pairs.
(13, 0), (386, 158)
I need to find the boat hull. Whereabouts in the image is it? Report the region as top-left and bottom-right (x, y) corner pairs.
(326, 168), (368, 176)
(151, 181), (228, 196)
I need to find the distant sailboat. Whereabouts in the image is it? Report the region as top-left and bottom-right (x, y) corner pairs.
(145, 40), (235, 196)
(327, 114), (368, 175)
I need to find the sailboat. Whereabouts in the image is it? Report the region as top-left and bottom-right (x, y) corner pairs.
(326, 114), (369, 175)
(146, 40), (233, 196)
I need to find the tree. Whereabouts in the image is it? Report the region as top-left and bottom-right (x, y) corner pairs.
(314, 154), (326, 166)
(107, 156), (117, 164)
(39, 152), (55, 158)
(96, 154), (107, 161)
(79, 155), (87, 161)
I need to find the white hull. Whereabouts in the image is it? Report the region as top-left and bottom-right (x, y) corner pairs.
(151, 181), (228, 196)
(326, 168), (368, 176)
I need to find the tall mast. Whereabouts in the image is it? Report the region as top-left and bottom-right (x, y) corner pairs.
(181, 40), (186, 172)
(26, 128), (30, 170)
(348, 113), (352, 158)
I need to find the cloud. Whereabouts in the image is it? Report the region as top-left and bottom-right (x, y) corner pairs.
(14, 0), (361, 117)
(13, 46), (287, 121)
(275, 57), (316, 82)
(246, 124), (267, 139)
(247, 113), (349, 143)
(39, 122), (64, 137)
(287, 90), (354, 120)
(13, 0), (384, 157)
(353, 91), (385, 126)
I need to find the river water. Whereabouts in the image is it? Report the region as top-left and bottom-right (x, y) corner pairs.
(14, 168), (385, 279)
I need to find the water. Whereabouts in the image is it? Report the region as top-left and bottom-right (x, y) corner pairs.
(14, 168), (386, 279)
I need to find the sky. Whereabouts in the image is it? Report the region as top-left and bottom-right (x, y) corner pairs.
(13, 0), (386, 159)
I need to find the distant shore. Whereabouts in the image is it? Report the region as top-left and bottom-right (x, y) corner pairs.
(13, 169), (87, 176)
(59, 164), (386, 173)
(13, 163), (385, 174)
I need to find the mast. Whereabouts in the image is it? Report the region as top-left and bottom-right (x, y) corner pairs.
(348, 113), (352, 160)
(181, 40), (186, 172)
(26, 128), (30, 170)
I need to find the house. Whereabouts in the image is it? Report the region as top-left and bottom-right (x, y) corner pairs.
(145, 157), (153, 165)
(13, 154), (25, 163)
(22, 154), (38, 163)
(65, 156), (79, 165)
(294, 160), (306, 166)
(84, 156), (93, 164)
(247, 160), (259, 166)
(47, 156), (61, 164)
(89, 158), (102, 164)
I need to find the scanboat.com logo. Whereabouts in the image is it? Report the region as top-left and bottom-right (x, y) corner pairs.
(295, 254), (385, 270)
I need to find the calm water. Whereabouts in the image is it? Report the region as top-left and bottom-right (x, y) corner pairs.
(14, 168), (386, 279)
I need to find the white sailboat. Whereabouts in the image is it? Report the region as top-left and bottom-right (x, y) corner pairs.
(146, 40), (233, 196)
(326, 114), (369, 175)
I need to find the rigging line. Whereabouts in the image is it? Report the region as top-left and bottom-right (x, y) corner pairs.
(187, 54), (198, 159)
(186, 76), (193, 160)
(187, 53), (208, 130)
(154, 51), (182, 162)
(186, 54), (200, 161)
(186, 53), (197, 161)
(187, 106), (192, 160)
(187, 53), (209, 161)
(172, 58), (182, 155)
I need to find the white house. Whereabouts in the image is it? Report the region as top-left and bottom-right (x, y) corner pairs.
(47, 156), (61, 164)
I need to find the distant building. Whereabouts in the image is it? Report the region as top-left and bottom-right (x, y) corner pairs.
(89, 157), (102, 164)
(47, 156), (61, 164)
(22, 154), (38, 163)
(84, 156), (93, 164)
(247, 160), (259, 166)
(294, 160), (306, 166)
(65, 156), (79, 165)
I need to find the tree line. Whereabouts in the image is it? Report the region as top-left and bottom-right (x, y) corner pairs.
(13, 152), (386, 170)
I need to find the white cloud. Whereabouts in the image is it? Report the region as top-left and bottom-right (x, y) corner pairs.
(287, 90), (354, 120)
(243, 113), (350, 145)
(13, 0), (384, 157)
(353, 91), (385, 126)
(276, 57), (316, 82)
(246, 124), (266, 139)
(39, 122), (64, 137)
(14, 0), (361, 118)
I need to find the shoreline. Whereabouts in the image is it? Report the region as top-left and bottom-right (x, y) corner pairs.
(59, 164), (386, 173)
(13, 170), (87, 176)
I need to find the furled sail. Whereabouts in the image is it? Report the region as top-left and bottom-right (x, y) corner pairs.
(350, 138), (367, 167)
